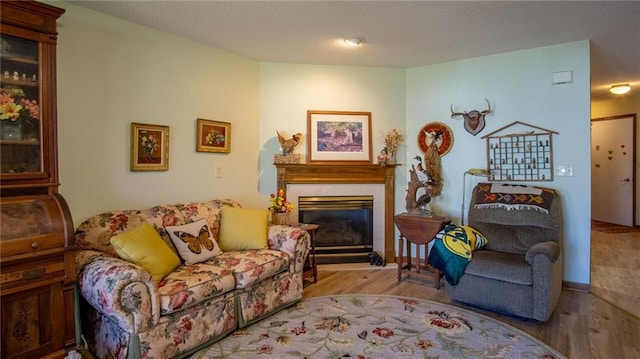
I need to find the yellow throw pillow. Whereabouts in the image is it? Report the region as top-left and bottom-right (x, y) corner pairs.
(218, 206), (269, 251)
(110, 222), (181, 282)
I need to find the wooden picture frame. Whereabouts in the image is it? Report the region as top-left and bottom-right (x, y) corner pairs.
(131, 122), (169, 171)
(196, 118), (231, 153)
(307, 110), (372, 164)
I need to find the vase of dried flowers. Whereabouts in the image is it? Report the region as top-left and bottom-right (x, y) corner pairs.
(383, 129), (403, 165)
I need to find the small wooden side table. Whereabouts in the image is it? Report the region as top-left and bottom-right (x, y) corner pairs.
(394, 213), (451, 289)
(292, 223), (319, 284)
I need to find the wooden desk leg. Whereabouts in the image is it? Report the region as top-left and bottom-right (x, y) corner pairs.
(416, 244), (422, 274)
(397, 235), (404, 280)
(406, 240), (412, 272)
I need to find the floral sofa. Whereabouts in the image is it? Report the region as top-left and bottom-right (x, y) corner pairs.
(74, 199), (310, 359)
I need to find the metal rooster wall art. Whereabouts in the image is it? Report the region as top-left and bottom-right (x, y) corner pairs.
(450, 98), (492, 136)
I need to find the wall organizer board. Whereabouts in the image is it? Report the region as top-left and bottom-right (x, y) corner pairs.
(481, 121), (559, 182)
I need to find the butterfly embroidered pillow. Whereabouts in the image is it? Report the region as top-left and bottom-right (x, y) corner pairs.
(166, 218), (222, 264)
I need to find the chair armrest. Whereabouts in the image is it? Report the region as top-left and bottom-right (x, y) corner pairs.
(525, 241), (560, 265)
(76, 250), (160, 333)
(267, 225), (310, 273)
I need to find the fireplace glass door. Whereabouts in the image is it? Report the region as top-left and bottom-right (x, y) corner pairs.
(298, 195), (373, 264)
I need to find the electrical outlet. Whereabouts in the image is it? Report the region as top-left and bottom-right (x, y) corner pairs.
(215, 164), (223, 178)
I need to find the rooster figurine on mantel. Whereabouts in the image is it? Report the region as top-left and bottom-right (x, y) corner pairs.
(277, 131), (303, 155)
(274, 131), (303, 164)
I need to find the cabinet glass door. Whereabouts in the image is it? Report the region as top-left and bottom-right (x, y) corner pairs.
(1, 34), (41, 174)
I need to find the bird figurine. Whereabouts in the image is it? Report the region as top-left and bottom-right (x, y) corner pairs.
(413, 155), (430, 182)
(277, 131), (303, 155)
(415, 190), (432, 213)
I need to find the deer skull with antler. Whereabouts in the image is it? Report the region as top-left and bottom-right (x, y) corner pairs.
(450, 98), (491, 136)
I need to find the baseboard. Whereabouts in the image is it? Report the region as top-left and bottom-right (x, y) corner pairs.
(562, 280), (590, 292)
(318, 262), (396, 271)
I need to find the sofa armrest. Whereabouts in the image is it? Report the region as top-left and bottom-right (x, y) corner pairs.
(267, 225), (310, 273)
(76, 250), (160, 333)
(525, 241), (560, 265)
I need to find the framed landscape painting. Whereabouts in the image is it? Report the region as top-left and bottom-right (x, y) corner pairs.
(130, 122), (169, 171)
(307, 110), (372, 164)
(196, 118), (231, 153)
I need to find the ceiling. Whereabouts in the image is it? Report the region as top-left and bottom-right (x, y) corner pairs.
(71, 1), (640, 101)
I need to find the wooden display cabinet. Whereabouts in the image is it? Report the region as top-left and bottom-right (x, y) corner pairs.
(1, 2), (76, 359)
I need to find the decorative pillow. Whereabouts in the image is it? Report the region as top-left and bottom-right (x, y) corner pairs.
(165, 218), (222, 264)
(427, 224), (489, 285)
(218, 206), (269, 251)
(110, 222), (181, 282)
(440, 224), (489, 260)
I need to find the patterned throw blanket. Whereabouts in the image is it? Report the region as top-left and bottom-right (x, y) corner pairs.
(474, 183), (555, 213)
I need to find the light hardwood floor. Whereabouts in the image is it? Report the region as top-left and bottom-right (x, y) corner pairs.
(590, 229), (640, 320)
(304, 266), (640, 359)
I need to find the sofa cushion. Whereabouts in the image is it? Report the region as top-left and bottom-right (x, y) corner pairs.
(157, 263), (236, 315)
(463, 250), (533, 286)
(174, 199), (241, 238)
(471, 223), (558, 255)
(206, 250), (289, 288)
(110, 223), (181, 282)
(75, 205), (186, 257)
(218, 207), (269, 251)
(166, 218), (223, 264)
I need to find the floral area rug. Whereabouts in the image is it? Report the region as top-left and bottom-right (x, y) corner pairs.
(190, 294), (566, 359)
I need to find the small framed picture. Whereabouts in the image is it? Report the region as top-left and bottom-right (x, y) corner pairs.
(196, 118), (231, 153)
(307, 110), (372, 164)
(130, 122), (169, 171)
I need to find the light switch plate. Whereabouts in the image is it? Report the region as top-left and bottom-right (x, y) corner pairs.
(555, 165), (573, 176)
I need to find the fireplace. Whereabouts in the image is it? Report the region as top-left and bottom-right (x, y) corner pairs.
(275, 164), (397, 264)
(298, 196), (373, 264)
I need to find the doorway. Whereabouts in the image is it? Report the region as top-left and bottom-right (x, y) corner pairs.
(590, 114), (636, 226)
(590, 113), (639, 319)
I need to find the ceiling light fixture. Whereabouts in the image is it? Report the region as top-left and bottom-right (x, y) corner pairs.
(343, 37), (363, 46)
(610, 84), (631, 95)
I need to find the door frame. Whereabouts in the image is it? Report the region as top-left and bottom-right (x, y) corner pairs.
(591, 113), (637, 226)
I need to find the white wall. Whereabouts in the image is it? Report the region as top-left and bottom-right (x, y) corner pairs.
(406, 41), (592, 284)
(592, 93), (640, 225)
(54, 3), (261, 226)
(257, 63), (407, 205)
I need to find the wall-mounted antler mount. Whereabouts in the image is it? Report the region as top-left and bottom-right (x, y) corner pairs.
(450, 98), (491, 136)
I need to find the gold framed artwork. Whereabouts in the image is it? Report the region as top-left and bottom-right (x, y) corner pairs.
(196, 118), (231, 153)
(130, 122), (169, 172)
(307, 110), (372, 164)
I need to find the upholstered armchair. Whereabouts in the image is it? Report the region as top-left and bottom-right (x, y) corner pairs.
(445, 183), (563, 321)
